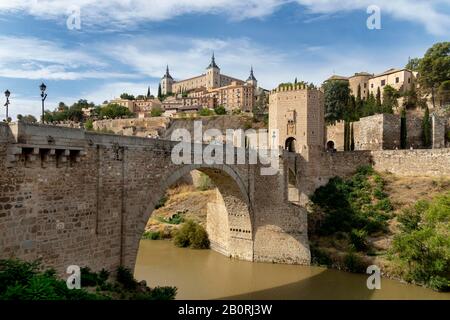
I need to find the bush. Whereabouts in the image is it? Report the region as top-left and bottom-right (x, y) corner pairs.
(197, 173), (213, 191)
(343, 250), (367, 273)
(174, 220), (210, 249)
(214, 105), (227, 115)
(151, 106), (163, 117)
(198, 108), (213, 116)
(116, 266), (138, 290)
(0, 259), (105, 300)
(142, 231), (162, 240)
(310, 165), (390, 237)
(310, 246), (333, 267)
(157, 213), (184, 225)
(390, 192), (450, 291)
(349, 229), (368, 251)
(155, 195), (167, 209)
(84, 119), (94, 131)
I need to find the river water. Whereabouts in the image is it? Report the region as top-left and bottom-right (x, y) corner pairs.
(134, 240), (450, 300)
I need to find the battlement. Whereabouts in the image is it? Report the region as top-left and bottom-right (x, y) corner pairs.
(270, 84), (321, 94)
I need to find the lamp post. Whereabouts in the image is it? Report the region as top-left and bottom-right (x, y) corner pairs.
(4, 89), (10, 122)
(40, 82), (47, 123)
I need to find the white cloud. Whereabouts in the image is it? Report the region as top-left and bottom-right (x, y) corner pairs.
(0, 36), (136, 80)
(0, 0), (448, 35)
(295, 0), (450, 36)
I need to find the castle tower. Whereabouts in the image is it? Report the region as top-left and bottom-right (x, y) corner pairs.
(268, 85), (325, 160)
(206, 52), (220, 89)
(246, 66), (257, 87)
(160, 65), (173, 95)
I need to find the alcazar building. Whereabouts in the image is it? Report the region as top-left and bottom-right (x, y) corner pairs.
(160, 54), (264, 112)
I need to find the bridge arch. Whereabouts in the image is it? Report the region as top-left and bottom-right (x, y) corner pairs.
(126, 163), (255, 272)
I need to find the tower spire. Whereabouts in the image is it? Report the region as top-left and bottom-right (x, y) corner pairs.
(247, 65), (256, 81)
(207, 52), (219, 69)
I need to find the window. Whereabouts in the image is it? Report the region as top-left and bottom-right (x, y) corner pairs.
(371, 83), (374, 88)
(396, 77), (399, 83)
(408, 78), (411, 84)
(381, 80), (386, 86)
(364, 83), (367, 88)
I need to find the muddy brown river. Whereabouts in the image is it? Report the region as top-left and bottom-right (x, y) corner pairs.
(134, 240), (450, 300)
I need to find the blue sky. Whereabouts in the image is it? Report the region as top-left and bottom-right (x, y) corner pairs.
(0, 0), (449, 119)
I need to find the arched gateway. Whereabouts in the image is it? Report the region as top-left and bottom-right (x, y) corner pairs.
(0, 122), (311, 275)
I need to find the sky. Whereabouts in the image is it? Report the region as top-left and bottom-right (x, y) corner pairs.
(0, 0), (449, 119)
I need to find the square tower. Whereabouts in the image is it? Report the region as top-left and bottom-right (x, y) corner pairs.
(269, 85), (325, 160)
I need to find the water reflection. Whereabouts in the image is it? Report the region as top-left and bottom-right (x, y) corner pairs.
(134, 240), (450, 300)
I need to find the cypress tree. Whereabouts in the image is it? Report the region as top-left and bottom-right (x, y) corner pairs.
(422, 106), (431, 148)
(350, 122), (355, 151)
(400, 108), (407, 149)
(158, 83), (162, 100)
(376, 87), (382, 111)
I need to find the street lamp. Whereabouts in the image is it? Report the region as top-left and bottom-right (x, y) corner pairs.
(4, 89), (10, 122)
(40, 82), (47, 123)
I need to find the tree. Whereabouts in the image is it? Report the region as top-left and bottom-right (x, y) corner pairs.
(438, 80), (450, 108)
(362, 93), (376, 117)
(158, 84), (162, 101)
(405, 57), (421, 71)
(376, 87), (382, 109)
(400, 108), (407, 149)
(120, 93), (135, 100)
(418, 42), (450, 108)
(214, 105), (226, 115)
(99, 103), (134, 119)
(382, 85), (400, 113)
(323, 80), (350, 124)
(150, 106), (163, 117)
(422, 106), (431, 148)
(253, 90), (268, 116)
(17, 114), (37, 123)
(294, 77), (298, 84)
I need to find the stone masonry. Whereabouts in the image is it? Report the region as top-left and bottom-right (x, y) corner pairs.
(0, 121), (310, 275)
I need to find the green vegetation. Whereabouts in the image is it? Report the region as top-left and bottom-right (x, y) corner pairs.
(150, 106), (163, 117)
(99, 103), (134, 119)
(310, 165), (392, 238)
(323, 80), (351, 124)
(198, 108), (214, 116)
(155, 195), (168, 209)
(174, 220), (210, 249)
(214, 105), (227, 115)
(197, 173), (213, 191)
(44, 100), (94, 123)
(400, 108), (407, 149)
(389, 192), (450, 292)
(415, 42), (450, 108)
(422, 106), (431, 147)
(17, 114), (37, 123)
(156, 213), (184, 225)
(120, 93), (135, 100)
(84, 119), (94, 131)
(142, 231), (163, 240)
(0, 259), (177, 300)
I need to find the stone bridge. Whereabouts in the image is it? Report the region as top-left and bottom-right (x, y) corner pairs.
(0, 122), (317, 274)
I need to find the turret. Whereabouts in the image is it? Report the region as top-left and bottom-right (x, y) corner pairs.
(246, 66), (257, 87)
(206, 52), (220, 89)
(161, 65), (174, 95)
